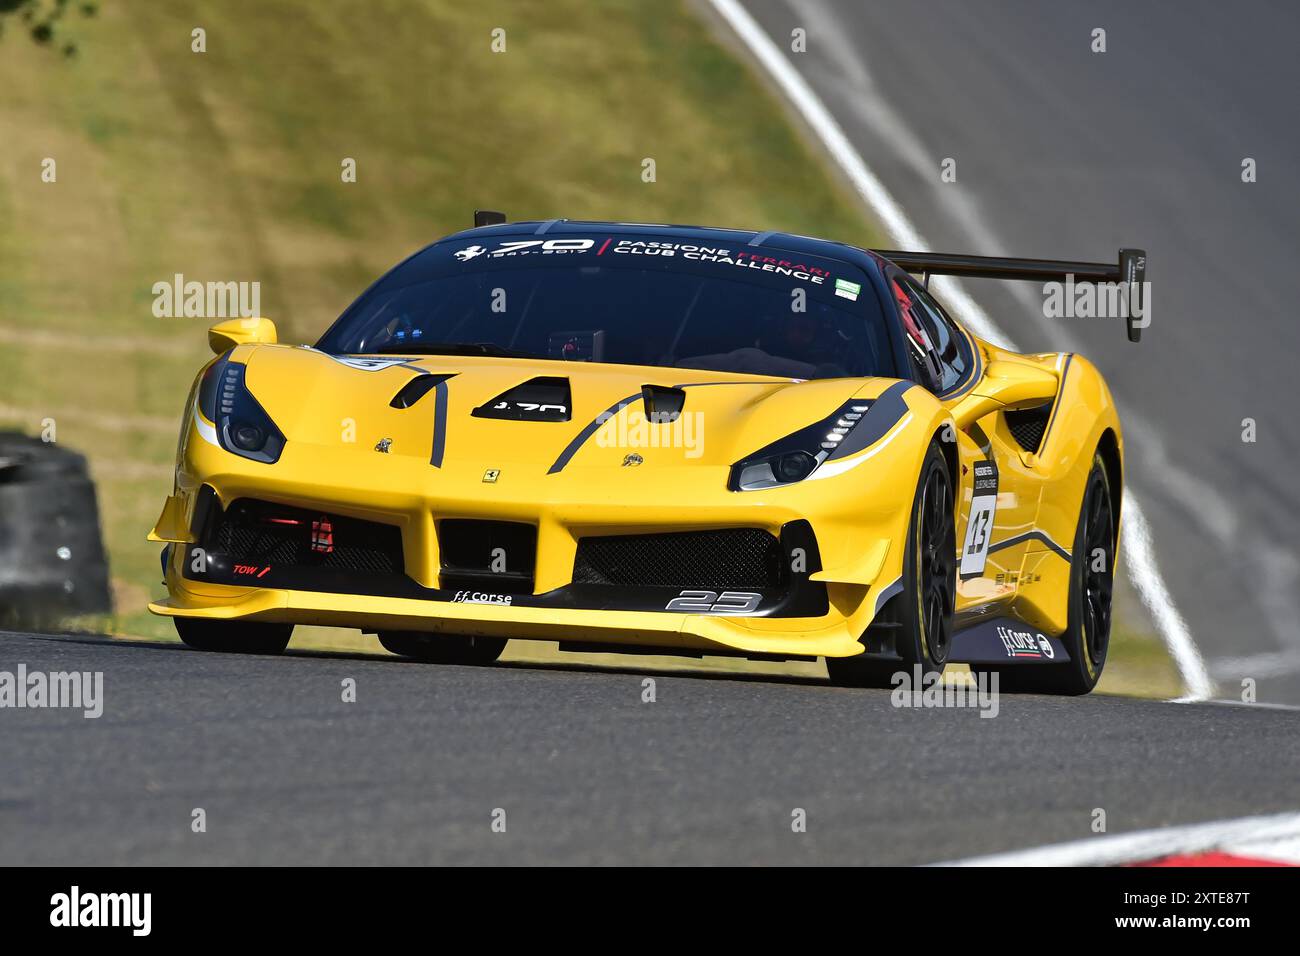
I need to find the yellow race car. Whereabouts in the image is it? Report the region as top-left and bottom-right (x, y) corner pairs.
(149, 214), (1145, 694)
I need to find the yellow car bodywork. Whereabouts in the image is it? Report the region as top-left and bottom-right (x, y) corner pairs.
(148, 317), (1123, 662)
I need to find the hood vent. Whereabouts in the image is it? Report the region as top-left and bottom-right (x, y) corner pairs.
(390, 373), (453, 409)
(473, 376), (572, 422)
(641, 384), (686, 423)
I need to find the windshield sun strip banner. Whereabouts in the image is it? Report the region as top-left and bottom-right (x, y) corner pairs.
(442, 235), (870, 301)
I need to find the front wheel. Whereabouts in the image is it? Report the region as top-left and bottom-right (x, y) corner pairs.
(174, 617), (293, 654)
(378, 631), (507, 665)
(827, 443), (955, 688)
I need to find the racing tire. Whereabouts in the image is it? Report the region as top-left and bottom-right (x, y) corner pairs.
(826, 442), (955, 688)
(980, 454), (1115, 695)
(174, 618), (293, 654)
(377, 631), (507, 665)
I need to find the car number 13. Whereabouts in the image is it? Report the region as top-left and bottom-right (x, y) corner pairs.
(959, 459), (999, 579)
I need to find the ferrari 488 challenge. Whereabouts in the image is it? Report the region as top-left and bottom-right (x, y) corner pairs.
(149, 212), (1146, 694)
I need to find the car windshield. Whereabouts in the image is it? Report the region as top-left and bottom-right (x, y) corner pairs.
(316, 234), (895, 380)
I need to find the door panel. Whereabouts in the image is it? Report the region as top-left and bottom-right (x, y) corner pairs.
(951, 417), (1044, 621)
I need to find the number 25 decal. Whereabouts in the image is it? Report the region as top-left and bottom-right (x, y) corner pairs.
(665, 590), (763, 614)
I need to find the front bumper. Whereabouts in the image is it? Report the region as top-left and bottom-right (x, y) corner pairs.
(150, 577), (871, 659)
(149, 409), (918, 658)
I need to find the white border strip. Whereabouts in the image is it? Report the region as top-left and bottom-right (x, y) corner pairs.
(194, 399), (219, 447)
(938, 811), (1300, 866)
(806, 411), (913, 480)
(706, 0), (1213, 699)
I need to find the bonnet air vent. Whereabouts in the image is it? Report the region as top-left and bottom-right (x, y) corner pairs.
(390, 373), (452, 409)
(641, 384), (686, 423)
(472, 376), (572, 422)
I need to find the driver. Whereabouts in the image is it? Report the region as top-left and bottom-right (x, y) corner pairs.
(758, 304), (848, 372)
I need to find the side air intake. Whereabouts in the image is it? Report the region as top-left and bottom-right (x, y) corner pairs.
(1004, 402), (1052, 453)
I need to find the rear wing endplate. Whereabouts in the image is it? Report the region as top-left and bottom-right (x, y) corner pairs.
(876, 247), (1148, 342)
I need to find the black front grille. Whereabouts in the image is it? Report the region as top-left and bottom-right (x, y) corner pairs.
(438, 519), (536, 593)
(211, 499), (403, 573)
(573, 528), (783, 590)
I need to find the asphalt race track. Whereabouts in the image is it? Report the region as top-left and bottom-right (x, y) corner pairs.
(2, 631), (1297, 865)
(738, 0), (1300, 701)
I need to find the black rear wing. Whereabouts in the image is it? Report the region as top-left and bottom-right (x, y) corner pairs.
(875, 247), (1148, 342)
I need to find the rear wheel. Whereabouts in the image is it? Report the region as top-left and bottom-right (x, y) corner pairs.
(827, 443), (955, 688)
(984, 454), (1114, 695)
(378, 631), (507, 665)
(174, 618), (292, 654)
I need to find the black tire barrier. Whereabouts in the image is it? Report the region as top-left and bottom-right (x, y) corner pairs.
(0, 431), (113, 630)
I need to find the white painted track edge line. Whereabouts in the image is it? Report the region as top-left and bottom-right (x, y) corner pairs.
(705, 0), (1214, 700)
(935, 810), (1300, 866)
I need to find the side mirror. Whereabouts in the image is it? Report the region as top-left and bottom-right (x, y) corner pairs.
(950, 359), (1058, 430)
(208, 317), (277, 355)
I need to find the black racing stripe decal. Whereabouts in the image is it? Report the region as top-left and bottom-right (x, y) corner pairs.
(547, 393), (642, 475)
(827, 380), (913, 460)
(429, 378), (449, 467)
(987, 530), (1071, 562)
(1036, 353), (1073, 453)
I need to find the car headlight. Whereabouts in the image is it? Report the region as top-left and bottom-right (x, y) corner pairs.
(198, 355), (286, 464)
(729, 401), (871, 491)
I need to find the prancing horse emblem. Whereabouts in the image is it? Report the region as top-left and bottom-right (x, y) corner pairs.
(482, 468), (500, 483)
(374, 438), (392, 453)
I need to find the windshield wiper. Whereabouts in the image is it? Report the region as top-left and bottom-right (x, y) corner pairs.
(372, 341), (546, 360)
